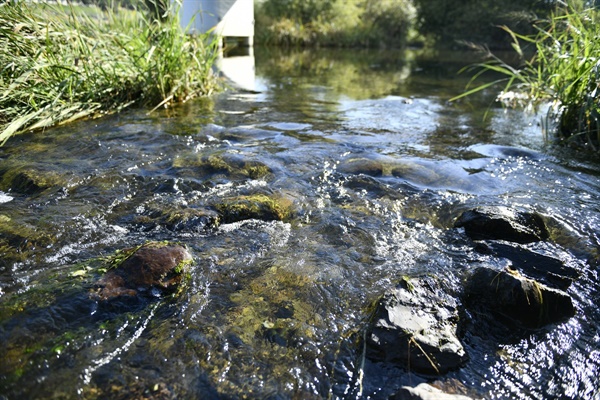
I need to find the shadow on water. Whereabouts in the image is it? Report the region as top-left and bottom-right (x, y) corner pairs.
(1, 46), (600, 399)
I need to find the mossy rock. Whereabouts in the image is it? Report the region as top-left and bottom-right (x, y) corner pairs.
(390, 160), (441, 186)
(173, 151), (272, 180)
(337, 158), (385, 177)
(0, 214), (54, 266)
(214, 194), (294, 223)
(0, 163), (66, 195)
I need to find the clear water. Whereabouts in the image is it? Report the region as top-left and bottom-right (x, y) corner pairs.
(0, 47), (598, 399)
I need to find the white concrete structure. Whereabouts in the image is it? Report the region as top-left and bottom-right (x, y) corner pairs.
(179, 0), (254, 45)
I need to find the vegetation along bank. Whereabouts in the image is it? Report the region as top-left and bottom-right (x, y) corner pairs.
(0, 1), (220, 145)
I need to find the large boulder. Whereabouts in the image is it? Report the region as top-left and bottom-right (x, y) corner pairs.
(367, 276), (468, 375)
(454, 207), (549, 243)
(91, 242), (193, 300)
(464, 266), (575, 329)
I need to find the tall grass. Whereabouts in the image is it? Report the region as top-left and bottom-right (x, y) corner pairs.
(0, 1), (220, 145)
(452, 1), (600, 149)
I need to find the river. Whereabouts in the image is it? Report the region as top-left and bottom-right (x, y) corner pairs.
(0, 46), (598, 399)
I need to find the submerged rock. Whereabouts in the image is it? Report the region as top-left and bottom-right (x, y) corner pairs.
(391, 382), (474, 400)
(0, 214), (54, 266)
(173, 151), (273, 180)
(464, 266), (575, 329)
(367, 276), (468, 375)
(454, 207), (549, 243)
(474, 241), (580, 290)
(338, 158), (384, 177)
(214, 193), (294, 223)
(0, 162), (65, 195)
(136, 205), (220, 232)
(91, 242), (193, 300)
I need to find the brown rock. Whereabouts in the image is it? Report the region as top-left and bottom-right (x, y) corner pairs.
(92, 242), (193, 300)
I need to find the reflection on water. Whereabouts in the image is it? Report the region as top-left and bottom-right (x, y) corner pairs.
(0, 47), (599, 399)
(217, 45), (256, 92)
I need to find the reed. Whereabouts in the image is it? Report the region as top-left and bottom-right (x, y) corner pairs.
(0, 1), (220, 145)
(451, 1), (600, 149)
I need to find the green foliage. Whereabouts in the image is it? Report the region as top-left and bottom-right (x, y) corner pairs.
(255, 0), (418, 48)
(361, 0), (417, 46)
(452, 2), (600, 149)
(412, 0), (556, 48)
(0, 1), (220, 145)
(260, 0), (335, 24)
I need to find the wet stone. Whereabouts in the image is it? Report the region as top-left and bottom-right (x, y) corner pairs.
(454, 207), (549, 243)
(0, 163), (65, 195)
(140, 206), (220, 232)
(337, 158), (384, 177)
(173, 151), (273, 180)
(474, 241), (581, 290)
(91, 242), (193, 300)
(214, 194), (294, 223)
(366, 276), (468, 375)
(391, 382), (475, 400)
(390, 161), (440, 186)
(464, 266), (575, 329)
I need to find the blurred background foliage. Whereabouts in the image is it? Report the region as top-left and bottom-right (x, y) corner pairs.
(254, 0), (563, 49)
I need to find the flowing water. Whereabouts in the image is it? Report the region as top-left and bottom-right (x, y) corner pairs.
(0, 47), (599, 399)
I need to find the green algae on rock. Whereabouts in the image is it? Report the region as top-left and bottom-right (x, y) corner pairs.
(173, 151), (273, 180)
(214, 194), (295, 224)
(0, 162), (66, 195)
(0, 214), (55, 267)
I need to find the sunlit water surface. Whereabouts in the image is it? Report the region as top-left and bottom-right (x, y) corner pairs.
(0, 47), (599, 399)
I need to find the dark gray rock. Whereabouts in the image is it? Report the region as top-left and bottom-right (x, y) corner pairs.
(367, 276), (468, 375)
(464, 266), (575, 329)
(474, 241), (580, 290)
(454, 207), (549, 243)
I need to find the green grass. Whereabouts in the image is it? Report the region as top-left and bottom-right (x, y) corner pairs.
(0, 1), (220, 145)
(451, 1), (600, 149)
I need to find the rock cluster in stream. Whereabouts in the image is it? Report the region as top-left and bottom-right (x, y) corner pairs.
(79, 201), (580, 399)
(368, 206), (581, 400)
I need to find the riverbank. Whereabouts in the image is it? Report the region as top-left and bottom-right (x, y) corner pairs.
(0, 2), (220, 145)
